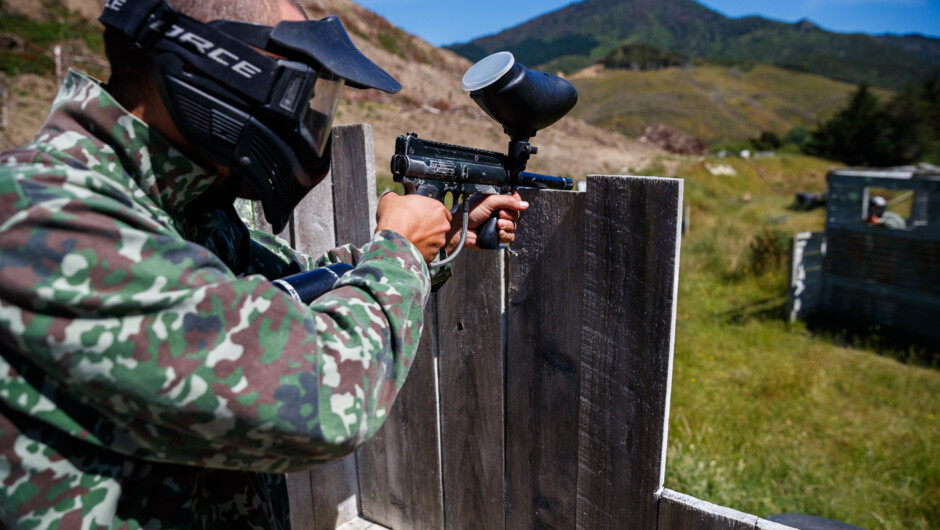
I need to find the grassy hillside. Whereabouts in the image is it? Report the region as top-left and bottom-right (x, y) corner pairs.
(661, 152), (939, 528)
(569, 63), (894, 145)
(447, 0), (939, 90)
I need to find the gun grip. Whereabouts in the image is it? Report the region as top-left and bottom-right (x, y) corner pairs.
(477, 213), (501, 250)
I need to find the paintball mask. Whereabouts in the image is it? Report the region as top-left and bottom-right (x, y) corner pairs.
(99, 0), (401, 232)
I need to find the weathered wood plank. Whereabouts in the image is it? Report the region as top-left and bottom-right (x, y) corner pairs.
(292, 169), (337, 258)
(357, 299), (444, 529)
(788, 231), (826, 322)
(438, 250), (506, 530)
(331, 124), (379, 246)
(576, 175), (683, 530)
(309, 457), (361, 530)
(336, 518), (391, 530)
(237, 193), (325, 530)
(286, 470), (316, 530)
(505, 189), (586, 529)
(289, 125), (376, 529)
(658, 489), (775, 530)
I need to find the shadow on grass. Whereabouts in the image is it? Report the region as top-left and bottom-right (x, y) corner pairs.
(716, 296), (787, 324)
(804, 314), (940, 368)
(719, 299), (940, 368)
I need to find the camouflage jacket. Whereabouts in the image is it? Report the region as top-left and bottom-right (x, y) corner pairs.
(0, 70), (432, 529)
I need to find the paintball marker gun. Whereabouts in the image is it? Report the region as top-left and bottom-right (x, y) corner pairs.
(273, 53), (578, 303)
(391, 52), (578, 267)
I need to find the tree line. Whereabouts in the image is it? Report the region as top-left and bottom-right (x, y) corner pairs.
(800, 73), (940, 166)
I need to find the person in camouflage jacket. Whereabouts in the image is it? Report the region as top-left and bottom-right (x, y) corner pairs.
(0, 0), (528, 527)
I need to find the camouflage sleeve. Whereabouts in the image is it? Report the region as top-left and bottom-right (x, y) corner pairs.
(248, 226), (453, 289)
(0, 181), (431, 474)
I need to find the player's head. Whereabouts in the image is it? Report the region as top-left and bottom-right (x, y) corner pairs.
(101, 0), (401, 232)
(869, 195), (887, 217)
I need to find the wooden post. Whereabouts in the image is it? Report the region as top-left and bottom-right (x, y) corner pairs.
(280, 124), (379, 529)
(437, 250), (505, 529)
(357, 299), (444, 528)
(54, 45), (63, 85)
(504, 189), (586, 529)
(576, 175), (683, 530)
(331, 125), (378, 244)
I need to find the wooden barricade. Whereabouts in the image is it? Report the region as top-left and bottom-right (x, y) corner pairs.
(787, 231), (826, 323)
(248, 124), (791, 529)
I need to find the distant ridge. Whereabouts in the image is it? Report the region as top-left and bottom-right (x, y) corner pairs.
(446, 0), (940, 89)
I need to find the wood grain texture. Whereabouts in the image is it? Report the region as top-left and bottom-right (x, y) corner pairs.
(438, 250), (506, 530)
(331, 124), (378, 247)
(309, 457), (362, 530)
(658, 489), (760, 530)
(289, 125), (378, 529)
(336, 518), (391, 530)
(576, 175), (683, 530)
(237, 194), (324, 530)
(286, 467), (317, 530)
(292, 171), (337, 258)
(357, 299), (444, 529)
(505, 189), (586, 529)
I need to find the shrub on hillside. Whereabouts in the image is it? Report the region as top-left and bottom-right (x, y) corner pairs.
(750, 131), (782, 151)
(747, 227), (789, 273)
(603, 44), (689, 71)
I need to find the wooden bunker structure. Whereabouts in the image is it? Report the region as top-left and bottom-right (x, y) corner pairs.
(245, 124), (794, 529)
(789, 165), (940, 347)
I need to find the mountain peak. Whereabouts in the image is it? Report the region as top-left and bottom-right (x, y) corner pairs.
(795, 18), (818, 32)
(446, 0), (936, 89)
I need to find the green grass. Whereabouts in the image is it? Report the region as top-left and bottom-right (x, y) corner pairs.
(570, 63), (894, 145)
(664, 153), (939, 528)
(0, 6), (103, 76)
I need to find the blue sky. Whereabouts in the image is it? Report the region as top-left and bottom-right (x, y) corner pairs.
(354, 0), (940, 46)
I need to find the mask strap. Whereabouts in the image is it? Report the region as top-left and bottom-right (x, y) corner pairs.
(100, 0), (279, 104)
(100, 0), (173, 49)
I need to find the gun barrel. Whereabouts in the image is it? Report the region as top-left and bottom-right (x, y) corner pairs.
(519, 171), (574, 190)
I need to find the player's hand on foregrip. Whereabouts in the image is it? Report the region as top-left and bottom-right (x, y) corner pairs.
(376, 192), (453, 264)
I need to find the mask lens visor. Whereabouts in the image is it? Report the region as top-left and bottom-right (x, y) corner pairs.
(305, 72), (345, 157)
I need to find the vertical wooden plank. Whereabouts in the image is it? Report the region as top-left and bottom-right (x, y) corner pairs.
(354, 120), (444, 529)
(286, 472), (317, 529)
(299, 124), (385, 529)
(235, 194), (321, 529)
(309, 457), (361, 530)
(505, 189), (586, 529)
(286, 124), (378, 529)
(291, 171), (336, 257)
(438, 250), (505, 529)
(357, 299), (445, 529)
(576, 175), (683, 530)
(331, 124), (379, 245)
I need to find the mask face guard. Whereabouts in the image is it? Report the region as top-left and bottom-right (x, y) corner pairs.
(99, 0), (401, 232)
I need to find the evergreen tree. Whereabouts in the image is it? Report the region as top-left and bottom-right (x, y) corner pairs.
(805, 84), (893, 166)
(805, 77), (940, 166)
(884, 88), (933, 164)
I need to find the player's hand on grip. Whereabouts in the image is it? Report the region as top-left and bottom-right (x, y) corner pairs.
(376, 193), (453, 264)
(446, 192), (529, 253)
